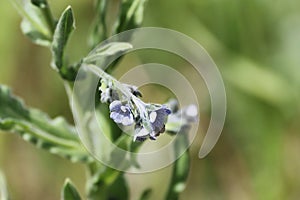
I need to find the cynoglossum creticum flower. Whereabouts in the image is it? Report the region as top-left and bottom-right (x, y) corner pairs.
(86, 64), (196, 141)
(98, 76), (172, 141)
(108, 98), (172, 141)
(98, 78), (197, 141)
(109, 100), (135, 126)
(133, 104), (171, 141)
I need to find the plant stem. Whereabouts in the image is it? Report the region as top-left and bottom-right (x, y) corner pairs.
(40, 3), (55, 34)
(84, 63), (132, 98)
(0, 170), (9, 200)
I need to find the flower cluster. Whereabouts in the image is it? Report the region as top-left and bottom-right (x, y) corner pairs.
(99, 79), (172, 141)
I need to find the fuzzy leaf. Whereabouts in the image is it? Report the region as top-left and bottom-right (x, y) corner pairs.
(84, 42), (133, 64)
(13, 0), (53, 46)
(51, 6), (75, 79)
(21, 19), (51, 46)
(0, 85), (92, 163)
(30, 0), (55, 32)
(62, 179), (82, 200)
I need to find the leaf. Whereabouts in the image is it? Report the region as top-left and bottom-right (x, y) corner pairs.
(84, 42), (133, 64)
(223, 58), (295, 108)
(31, 0), (48, 7)
(116, 0), (147, 33)
(85, 135), (139, 200)
(0, 85), (93, 163)
(87, 165), (128, 200)
(107, 174), (129, 200)
(0, 170), (9, 200)
(139, 188), (152, 200)
(21, 19), (51, 46)
(51, 6), (75, 79)
(61, 179), (82, 200)
(30, 0), (55, 32)
(89, 0), (109, 47)
(13, 0), (53, 46)
(165, 134), (190, 200)
(51, 6), (74, 69)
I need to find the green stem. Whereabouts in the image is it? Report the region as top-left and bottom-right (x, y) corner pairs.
(165, 134), (190, 200)
(84, 63), (132, 97)
(0, 170), (9, 200)
(86, 134), (142, 200)
(40, 3), (55, 34)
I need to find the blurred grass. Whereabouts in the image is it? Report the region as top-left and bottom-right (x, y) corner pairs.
(0, 0), (300, 200)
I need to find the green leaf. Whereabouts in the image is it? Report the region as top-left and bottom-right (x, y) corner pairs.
(85, 134), (140, 200)
(107, 174), (129, 200)
(84, 42), (133, 64)
(139, 188), (152, 200)
(89, 0), (109, 47)
(31, 0), (48, 7)
(223, 58), (295, 108)
(51, 6), (75, 79)
(165, 134), (190, 200)
(21, 19), (51, 46)
(13, 0), (53, 46)
(62, 179), (82, 200)
(116, 0), (147, 33)
(87, 164), (128, 200)
(0, 170), (9, 200)
(0, 85), (93, 163)
(30, 0), (55, 32)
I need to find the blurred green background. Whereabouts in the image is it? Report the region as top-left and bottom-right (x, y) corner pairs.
(1, 0), (300, 199)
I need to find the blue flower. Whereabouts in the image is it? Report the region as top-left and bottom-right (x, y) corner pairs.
(109, 100), (134, 126)
(149, 106), (171, 134)
(134, 105), (171, 141)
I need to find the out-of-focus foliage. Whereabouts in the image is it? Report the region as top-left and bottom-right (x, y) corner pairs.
(143, 1), (300, 200)
(0, 0), (300, 200)
(61, 179), (82, 200)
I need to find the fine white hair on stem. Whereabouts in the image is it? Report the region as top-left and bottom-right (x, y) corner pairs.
(0, 170), (9, 200)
